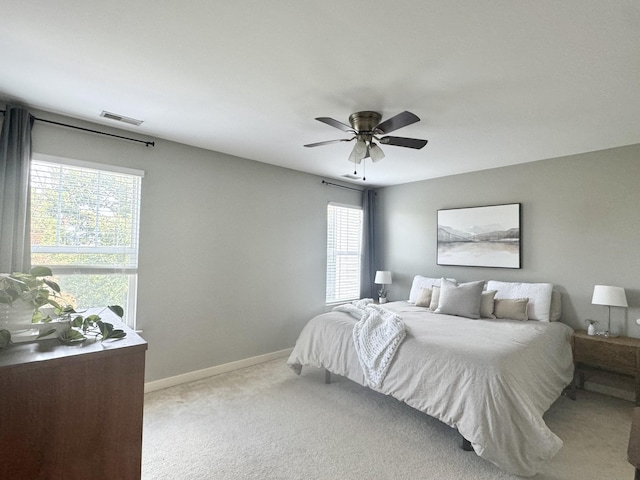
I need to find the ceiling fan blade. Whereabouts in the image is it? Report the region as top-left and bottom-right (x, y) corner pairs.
(375, 111), (420, 134)
(315, 117), (355, 133)
(379, 136), (428, 149)
(304, 138), (352, 148)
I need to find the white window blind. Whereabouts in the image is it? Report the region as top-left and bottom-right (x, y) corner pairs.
(326, 203), (363, 304)
(30, 158), (143, 327)
(30, 159), (141, 270)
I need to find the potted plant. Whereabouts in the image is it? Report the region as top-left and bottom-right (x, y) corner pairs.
(378, 285), (388, 304)
(0, 267), (126, 348)
(0, 266), (62, 321)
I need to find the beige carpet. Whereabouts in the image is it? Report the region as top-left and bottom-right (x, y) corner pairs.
(142, 359), (635, 479)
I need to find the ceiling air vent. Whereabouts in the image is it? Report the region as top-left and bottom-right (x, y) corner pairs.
(100, 110), (143, 126)
(341, 173), (361, 180)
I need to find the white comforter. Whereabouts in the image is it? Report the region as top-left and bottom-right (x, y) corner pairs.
(287, 301), (574, 477)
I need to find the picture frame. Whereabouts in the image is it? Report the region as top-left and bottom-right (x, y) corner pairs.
(437, 203), (521, 268)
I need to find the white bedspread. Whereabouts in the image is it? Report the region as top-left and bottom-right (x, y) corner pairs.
(287, 301), (574, 477)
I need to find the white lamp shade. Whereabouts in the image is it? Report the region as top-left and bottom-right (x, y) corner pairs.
(348, 139), (367, 164)
(369, 143), (385, 162)
(374, 271), (392, 284)
(592, 285), (628, 307)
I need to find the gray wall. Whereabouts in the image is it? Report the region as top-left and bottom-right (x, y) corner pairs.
(377, 144), (640, 336)
(24, 109), (360, 382)
(6, 104), (640, 381)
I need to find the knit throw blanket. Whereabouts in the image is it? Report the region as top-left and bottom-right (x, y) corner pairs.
(334, 299), (406, 388)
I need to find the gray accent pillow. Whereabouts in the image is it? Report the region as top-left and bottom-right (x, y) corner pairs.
(480, 290), (497, 318)
(549, 290), (562, 321)
(494, 298), (529, 321)
(415, 288), (432, 307)
(434, 278), (485, 319)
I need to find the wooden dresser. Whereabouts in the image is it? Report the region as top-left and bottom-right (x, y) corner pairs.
(0, 323), (147, 479)
(572, 330), (640, 405)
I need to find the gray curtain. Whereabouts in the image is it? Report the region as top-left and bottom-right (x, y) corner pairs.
(360, 188), (377, 299)
(0, 106), (34, 273)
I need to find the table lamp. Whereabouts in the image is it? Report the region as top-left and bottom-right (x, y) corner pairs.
(591, 285), (628, 337)
(374, 271), (392, 303)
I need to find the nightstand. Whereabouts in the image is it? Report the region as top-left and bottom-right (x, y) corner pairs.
(572, 330), (640, 405)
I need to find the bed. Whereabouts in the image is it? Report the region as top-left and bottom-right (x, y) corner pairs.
(287, 278), (575, 477)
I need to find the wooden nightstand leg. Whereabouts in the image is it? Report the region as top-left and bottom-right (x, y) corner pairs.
(566, 384), (577, 401)
(578, 369), (585, 389)
(635, 374), (640, 406)
(563, 368), (577, 400)
(568, 368), (585, 400)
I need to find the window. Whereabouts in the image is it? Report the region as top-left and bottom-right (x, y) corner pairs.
(30, 155), (143, 328)
(326, 203), (363, 304)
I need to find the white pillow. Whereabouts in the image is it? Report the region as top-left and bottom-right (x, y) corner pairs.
(408, 275), (456, 304)
(486, 281), (553, 322)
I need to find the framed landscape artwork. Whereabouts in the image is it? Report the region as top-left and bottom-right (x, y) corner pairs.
(437, 203), (521, 268)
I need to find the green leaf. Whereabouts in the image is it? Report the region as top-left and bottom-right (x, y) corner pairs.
(0, 329), (12, 348)
(30, 266), (53, 277)
(58, 329), (86, 344)
(99, 321), (126, 340)
(84, 314), (101, 325)
(48, 299), (62, 310)
(97, 320), (113, 337)
(82, 318), (92, 332)
(32, 310), (45, 323)
(37, 328), (56, 339)
(72, 315), (84, 328)
(108, 305), (124, 318)
(6, 275), (27, 288)
(106, 329), (126, 340)
(43, 279), (61, 293)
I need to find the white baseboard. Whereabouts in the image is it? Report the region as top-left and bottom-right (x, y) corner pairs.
(584, 381), (635, 403)
(144, 348), (293, 394)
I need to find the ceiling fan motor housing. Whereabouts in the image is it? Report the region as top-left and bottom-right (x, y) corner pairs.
(348, 111), (382, 134)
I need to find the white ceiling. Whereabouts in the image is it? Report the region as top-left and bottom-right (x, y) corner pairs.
(2, 1), (639, 187)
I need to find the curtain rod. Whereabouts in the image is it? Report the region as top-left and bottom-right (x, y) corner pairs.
(0, 109), (155, 147)
(322, 180), (364, 191)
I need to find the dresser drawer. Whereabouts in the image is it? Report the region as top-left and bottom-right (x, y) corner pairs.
(574, 336), (637, 375)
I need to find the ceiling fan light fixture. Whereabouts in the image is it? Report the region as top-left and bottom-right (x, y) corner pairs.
(306, 111), (428, 173)
(348, 139), (367, 164)
(369, 143), (385, 162)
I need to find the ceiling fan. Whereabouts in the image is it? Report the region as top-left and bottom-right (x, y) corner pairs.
(304, 111), (428, 164)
